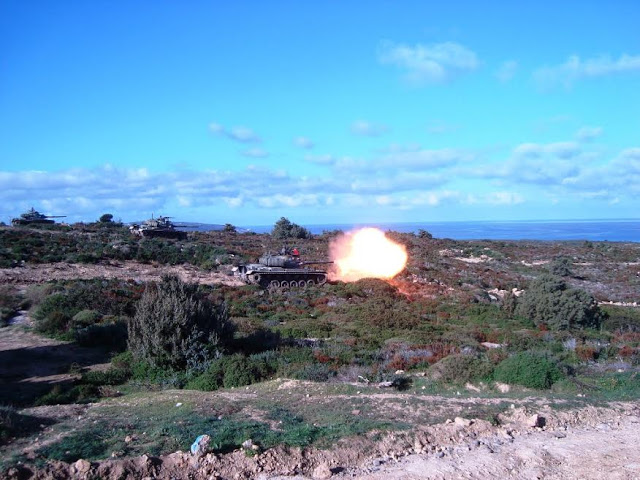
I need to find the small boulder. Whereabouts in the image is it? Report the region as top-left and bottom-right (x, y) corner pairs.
(312, 463), (332, 479)
(454, 417), (473, 427)
(191, 434), (211, 457)
(529, 414), (545, 428)
(73, 459), (91, 474)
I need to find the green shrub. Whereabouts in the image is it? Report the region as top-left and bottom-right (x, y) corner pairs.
(271, 217), (311, 239)
(548, 257), (573, 277)
(515, 275), (604, 330)
(82, 367), (130, 386)
(186, 351), (280, 391)
(127, 276), (232, 371)
(293, 363), (332, 382)
(429, 354), (494, 384)
(74, 320), (127, 351)
(71, 309), (102, 328)
(493, 352), (563, 389)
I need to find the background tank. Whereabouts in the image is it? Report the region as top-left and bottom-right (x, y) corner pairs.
(234, 253), (333, 288)
(129, 215), (188, 240)
(11, 208), (66, 226)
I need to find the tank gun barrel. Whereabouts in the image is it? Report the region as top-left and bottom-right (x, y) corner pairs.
(300, 260), (334, 265)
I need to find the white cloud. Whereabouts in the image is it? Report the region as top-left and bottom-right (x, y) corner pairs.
(426, 122), (459, 134)
(378, 40), (480, 85)
(257, 194), (320, 208)
(575, 126), (603, 142)
(209, 122), (262, 143)
(304, 154), (337, 165)
(513, 141), (581, 160)
(534, 53), (640, 89)
(229, 126), (261, 143)
(350, 120), (389, 137)
(293, 136), (314, 149)
(495, 60), (517, 83)
(241, 148), (269, 158)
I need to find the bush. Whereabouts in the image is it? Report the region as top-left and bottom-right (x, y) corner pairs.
(128, 276), (232, 371)
(515, 275), (604, 330)
(186, 351), (280, 391)
(271, 217), (311, 240)
(71, 309), (102, 328)
(429, 354), (494, 384)
(74, 321), (127, 351)
(549, 257), (573, 277)
(493, 352), (563, 389)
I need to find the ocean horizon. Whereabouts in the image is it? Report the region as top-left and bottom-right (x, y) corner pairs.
(238, 219), (640, 242)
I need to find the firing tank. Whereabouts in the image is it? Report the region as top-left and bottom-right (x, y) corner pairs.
(11, 208), (66, 226)
(129, 215), (188, 240)
(234, 250), (333, 288)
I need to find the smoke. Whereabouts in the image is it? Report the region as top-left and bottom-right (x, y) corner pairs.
(329, 228), (408, 282)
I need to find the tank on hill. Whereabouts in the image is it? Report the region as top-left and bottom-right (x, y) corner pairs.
(129, 215), (188, 240)
(11, 208), (66, 226)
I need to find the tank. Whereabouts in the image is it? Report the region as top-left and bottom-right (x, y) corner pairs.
(234, 252), (333, 288)
(11, 208), (66, 226)
(129, 215), (188, 240)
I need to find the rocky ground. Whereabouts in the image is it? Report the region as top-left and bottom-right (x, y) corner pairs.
(4, 400), (639, 479)
(0, 261), (243, 287)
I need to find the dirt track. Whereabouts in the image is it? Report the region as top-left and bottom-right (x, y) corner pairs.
(0, 261), (243, 287)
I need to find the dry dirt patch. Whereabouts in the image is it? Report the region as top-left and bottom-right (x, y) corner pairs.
(0, 261), (243, 287)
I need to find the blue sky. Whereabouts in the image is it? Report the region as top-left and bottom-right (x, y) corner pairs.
(1, 1), (639, 226)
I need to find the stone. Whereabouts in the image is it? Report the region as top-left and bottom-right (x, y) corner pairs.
(73, 459), (91, 474)
(529, 414), (546, 428)
(242, 439), (255, 449)
(312, 463), (332, 479)
(454, 417), (473, 427)
(495, 382), (510, 393)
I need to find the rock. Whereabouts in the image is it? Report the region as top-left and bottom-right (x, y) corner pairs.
(191, 434), (211, 457)
(529, 414), (546, 428)
(312, 463), (332, 479)
(480, 342), (503, 349)
(495, 382), (510, 393)
(465, 382), (481, 392)
(125, 435), (133, 443)
(394, 369), (405, 375)
(73, 459), (91, 474)
(242, 439), (255, 449)
(454, 417), (473, 427)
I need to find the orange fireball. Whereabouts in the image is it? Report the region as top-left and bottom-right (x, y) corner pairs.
(329, 228), (408, 282)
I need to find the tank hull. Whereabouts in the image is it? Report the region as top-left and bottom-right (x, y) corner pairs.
(235, 265), (328, 288)
(137, 229), (187, 240)
(11, 219), (55, 226)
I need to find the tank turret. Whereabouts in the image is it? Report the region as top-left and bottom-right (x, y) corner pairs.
(11, 208), (66, 226)
(129, 215), (188, 240)
(234, 251), (333, 289)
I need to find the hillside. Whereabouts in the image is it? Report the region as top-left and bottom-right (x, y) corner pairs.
(0, 224), (639, 478)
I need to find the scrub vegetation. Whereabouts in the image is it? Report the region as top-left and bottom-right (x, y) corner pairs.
(0, 221), (639, 470)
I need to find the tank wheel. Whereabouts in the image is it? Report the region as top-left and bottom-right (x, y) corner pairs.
(252, 274), (261, 283)
(269, 280), (280, 288)
(306, 279), (315, 287)
(280, 280), (290, 289)
(297, 280), (306, 288)
(316, 275), (327, 285)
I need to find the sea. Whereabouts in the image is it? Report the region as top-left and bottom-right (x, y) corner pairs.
(235, 219), (640, 242)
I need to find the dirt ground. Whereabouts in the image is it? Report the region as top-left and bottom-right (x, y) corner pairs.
(4, 399), (639, 480)
(0, 261), (243, 287)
